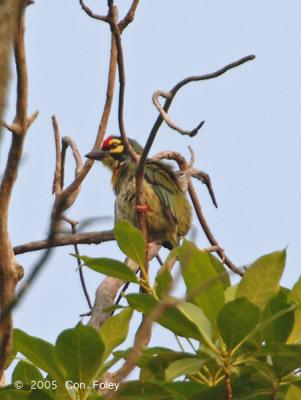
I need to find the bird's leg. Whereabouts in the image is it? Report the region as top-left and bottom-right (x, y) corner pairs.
(134, 204), (152, 213)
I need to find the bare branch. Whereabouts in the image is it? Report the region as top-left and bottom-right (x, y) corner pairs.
(152, 90), (205, 137)
(118, 0), (140, 32)
(135, 55), (254, 248)
(0, 1), (34, 377)
(153, 150), (218, 207)
(152, 150), (241, 275)
(79, 0), (109, 22)
(137, 55), (255, 179)
(188, 181), (243, 276)
(0, 121), (22, 135)
(55, 32), (117, 211)
(63, 216), (93, 311)
(110, 6), (139, 163)
(52, 115), (62, 195)
(13, 229), (115, 255)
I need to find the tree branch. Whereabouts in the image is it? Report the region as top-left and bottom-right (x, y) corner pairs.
(13, 229), (115, 255)
(0, 1), (36, 379)
(118, 0), (140, 32)
(79, 0), (109, 22)
(152, 90), (205, 137)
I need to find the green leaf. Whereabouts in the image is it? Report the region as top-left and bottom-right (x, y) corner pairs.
(12, 361), (44, 386)
(288, 277), (301, 343)
(165, 357), (204, 381)
(209, 254), (231, 289)
(260, 290), (294, 343)
(126, 294), (206, 341)
(13, 329), (65, 382)
(139, 350), (197, 382)
(236, 250), (286, 310)
(79, 256), (139, 283)
(164, 382), (201, 400)
(28, 390), (54, 400)
(224, 285), (238, 303)
(55, 323), (104, 389)
(155, 266), (173, 299)
(178, 241), (224, 326)
(114, 220), (146, 266)
(255, 343), (301, 377)
(0, 388), (30, 400)
(176, 302), (212, 345)
(100, 307), (133, 360)
(217, 297), (260, 349)
(116, 381), (173, 400)
(286, 385), (301, 400)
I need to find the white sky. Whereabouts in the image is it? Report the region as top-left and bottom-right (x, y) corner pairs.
(1, 0), (301, 350)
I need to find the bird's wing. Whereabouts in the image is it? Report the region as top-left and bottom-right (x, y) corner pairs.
(145, 161), (181, 223)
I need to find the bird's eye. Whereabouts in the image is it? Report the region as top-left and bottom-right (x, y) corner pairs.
(110, 142), (121, 149)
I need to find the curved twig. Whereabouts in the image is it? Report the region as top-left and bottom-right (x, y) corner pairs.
(79, 0), (108, 22)
(153, 90), (205, 137)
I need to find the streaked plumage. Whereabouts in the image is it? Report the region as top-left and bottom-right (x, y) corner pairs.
(86, 136), (192, 249)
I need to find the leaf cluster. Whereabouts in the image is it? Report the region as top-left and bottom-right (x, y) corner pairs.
(2, 221), (301, 400)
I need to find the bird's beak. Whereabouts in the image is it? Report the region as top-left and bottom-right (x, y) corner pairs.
(85, 150), (108, 160)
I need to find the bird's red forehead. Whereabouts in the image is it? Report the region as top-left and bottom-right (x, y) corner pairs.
(101, 136), (113, 150)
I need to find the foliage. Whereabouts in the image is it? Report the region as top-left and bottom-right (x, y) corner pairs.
(1, 221), (301, 399)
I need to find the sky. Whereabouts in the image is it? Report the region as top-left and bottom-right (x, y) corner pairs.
(1, 0), (301, 357)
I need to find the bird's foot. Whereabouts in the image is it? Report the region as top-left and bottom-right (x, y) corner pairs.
(134, 204), (152, 214)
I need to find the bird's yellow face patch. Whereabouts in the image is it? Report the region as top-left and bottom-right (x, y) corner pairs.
(102, 137), (124, 154)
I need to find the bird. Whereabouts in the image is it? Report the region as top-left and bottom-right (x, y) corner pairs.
(86, 135), (192, 249)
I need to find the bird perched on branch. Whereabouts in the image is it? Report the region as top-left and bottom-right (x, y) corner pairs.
(86, 136), (192, 249)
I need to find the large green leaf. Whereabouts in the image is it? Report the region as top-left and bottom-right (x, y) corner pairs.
(260, 290), (294, 343)
(176, 302), (212, 346)
(288, 277), (301, 343)
(13, 329), (65, 382)
(79, 256), (139, 283)
(114, 220), (146, 267)
(12, 361), (44, 387)
(236, 250), (286, 310)
(165, 358), (204, 381)
(217, 298), (260, 349)
(55, 323), (104, 390)
(208, 254), (231, 289)
(100, 307), (133, 360)
(126, 294), (205, 341)
(178, 241), (224, 326)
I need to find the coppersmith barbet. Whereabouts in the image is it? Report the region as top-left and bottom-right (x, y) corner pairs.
(86, 136), (192, 249)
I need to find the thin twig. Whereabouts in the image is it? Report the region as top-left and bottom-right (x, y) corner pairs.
(110, 5), (139, 162)
(153, 149), (241, 275)
(63, 216), (93, 310)
(118, 0), (140, 32)
(52, 115), (62, 194)
(79, 0), (109, 22)
(153, 90), (205, 137)
(13, 230), (115, 255)
(188, 181), (243, 276)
